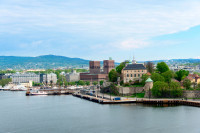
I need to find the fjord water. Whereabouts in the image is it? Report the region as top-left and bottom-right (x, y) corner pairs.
(0, 92), (200, 133)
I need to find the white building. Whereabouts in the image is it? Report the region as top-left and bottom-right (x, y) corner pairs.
(42, 73), (57, 85)
(66, 70), (80, 82)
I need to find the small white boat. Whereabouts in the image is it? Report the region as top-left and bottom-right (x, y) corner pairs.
(1, 85), (12, 91)
(0, 85), (3, 90)
(30, 90), (48, 95)
(11, 85), (27, 91)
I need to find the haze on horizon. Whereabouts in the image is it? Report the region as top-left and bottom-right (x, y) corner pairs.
(0, 0), (200, 62)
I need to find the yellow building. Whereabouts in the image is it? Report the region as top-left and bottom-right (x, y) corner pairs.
(122, 63), (147, 83)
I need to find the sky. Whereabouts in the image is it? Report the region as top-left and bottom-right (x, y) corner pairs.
(0, 0), (200, 62)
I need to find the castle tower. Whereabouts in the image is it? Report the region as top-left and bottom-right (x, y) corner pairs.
(89, 61), (101, 74)
(103, 59), (115, 74)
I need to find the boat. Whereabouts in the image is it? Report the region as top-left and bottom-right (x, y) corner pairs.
(0, 85), (2, 90)
(10, 84), (27, 91)
(1, 85), (13, 91)
(30, 90), (48, 95)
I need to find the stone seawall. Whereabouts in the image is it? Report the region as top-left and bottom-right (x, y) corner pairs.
(183, 90), (200, 98)
(117, 87), (145, 95)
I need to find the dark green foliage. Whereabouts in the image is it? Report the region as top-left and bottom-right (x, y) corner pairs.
(116, 61), (129, 74)
(110, 83), (119, 95)
(169, 81), (183, 97)
(161, 70), (175, 83)
(183, 79), (192, 90)
(100, 80), (104, 86)
(175, 70), (189, 81)
(85, 81), (90, 86)
(32, 82), (43, 86)
(77, 80), (85, 85)
(152, 81), (183, 98)
(152, 81), (169, 98)
(151, 73), (165, 82)
(93, 81), (98, 85)
(0, 78), (12, 87)
(108, 69), (118, 82)
(156, 62), (169, 73)
(141, 74), (149, 85)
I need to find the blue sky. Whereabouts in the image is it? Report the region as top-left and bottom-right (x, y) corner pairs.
(0, 0), (200, 62)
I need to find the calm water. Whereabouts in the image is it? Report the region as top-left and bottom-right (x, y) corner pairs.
(0, 92), (200, 133)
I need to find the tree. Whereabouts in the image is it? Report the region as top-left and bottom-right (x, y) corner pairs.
(116, 61), (129, 74)
(151, 73), (165, 82)
(152, 81), (169, 97)
(156, 62), (169, 73)
(93, 81), (98, 85)
(100, 80), (104, 86)
(183, 79), (191, 90)
(85, 81), (90, 86)
(169, 81), (182, 97)
(77, 80), (85, 85)
(108, 69), (118, 82)
(161, 70), (175, 83)
(145, 62), (154, 73)
(175, 70), (189, 81)
(0, 78), (12, 87)
(141, 74), (149, 85)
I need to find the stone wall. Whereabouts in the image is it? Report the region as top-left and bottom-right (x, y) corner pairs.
(117, 87), (145, 95)
(183, 90), (200, 98)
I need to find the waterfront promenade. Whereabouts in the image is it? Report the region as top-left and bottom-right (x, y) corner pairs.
(73, 93), (200, 107)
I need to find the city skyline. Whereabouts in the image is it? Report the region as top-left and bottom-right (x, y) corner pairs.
(1, 0), (200, 62)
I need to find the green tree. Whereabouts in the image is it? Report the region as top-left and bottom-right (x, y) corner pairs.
(100, 80), (104, 86)
(116, 61), (129, 74)
(169, 81), (182, 97)
(175, 70), (189, 81)
(141, 74), (149, 85)
(108, 69), (118, 82)
(0, 78), (12, 87)
(152, 81), (169, 97)
(183, 79), (191, 90)
(156, 62), (169, 73)
(77, 80), (85, 85)
(85, 81), (90, 86)
(151, 73), (165, 82)
(93, 81), (98, 85)
(161, 70), (175, 83)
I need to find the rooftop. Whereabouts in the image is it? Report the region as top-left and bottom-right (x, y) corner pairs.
(123, 64), (146, 70)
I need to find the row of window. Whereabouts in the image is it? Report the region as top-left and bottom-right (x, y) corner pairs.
(126, 70), (144, 73)
(126, 74), (143, 77)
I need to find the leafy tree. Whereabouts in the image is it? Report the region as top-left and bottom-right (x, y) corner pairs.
(169, 81), (182, 97)
(141, 74), (149, 85)
(156, 62), (169, 73)
(93, 81), (98, 85)
(183, 79), (191, 90)
(57, 75), (67, 86)
(152, 81), (169, 97)
(85, 81), (90, 86)
(116, 61), (129, 74)
(161, 70), (175, 83)
(100, 80), (104, 86)
(175, 70), (189, 81)
(151, 73), (165, 82)
(68, 82), (76, 86)
(0, 78), (12, 87)
(145, 62), (154, 73)
(108, 69), (118, 82)
(77, 80), (85, 85)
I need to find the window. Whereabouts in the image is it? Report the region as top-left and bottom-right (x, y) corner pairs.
(131, 74), (132, 77)
(134, 74), (136, 77)
(127, 74), (129, 77)
(138, 70), (140, 72)
(138, 74), (140, 77)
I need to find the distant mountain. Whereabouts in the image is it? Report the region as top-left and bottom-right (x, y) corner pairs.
(1, 55), (200, 70)
(0, 55), (90, 70)
(143, 59), (200, 65)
